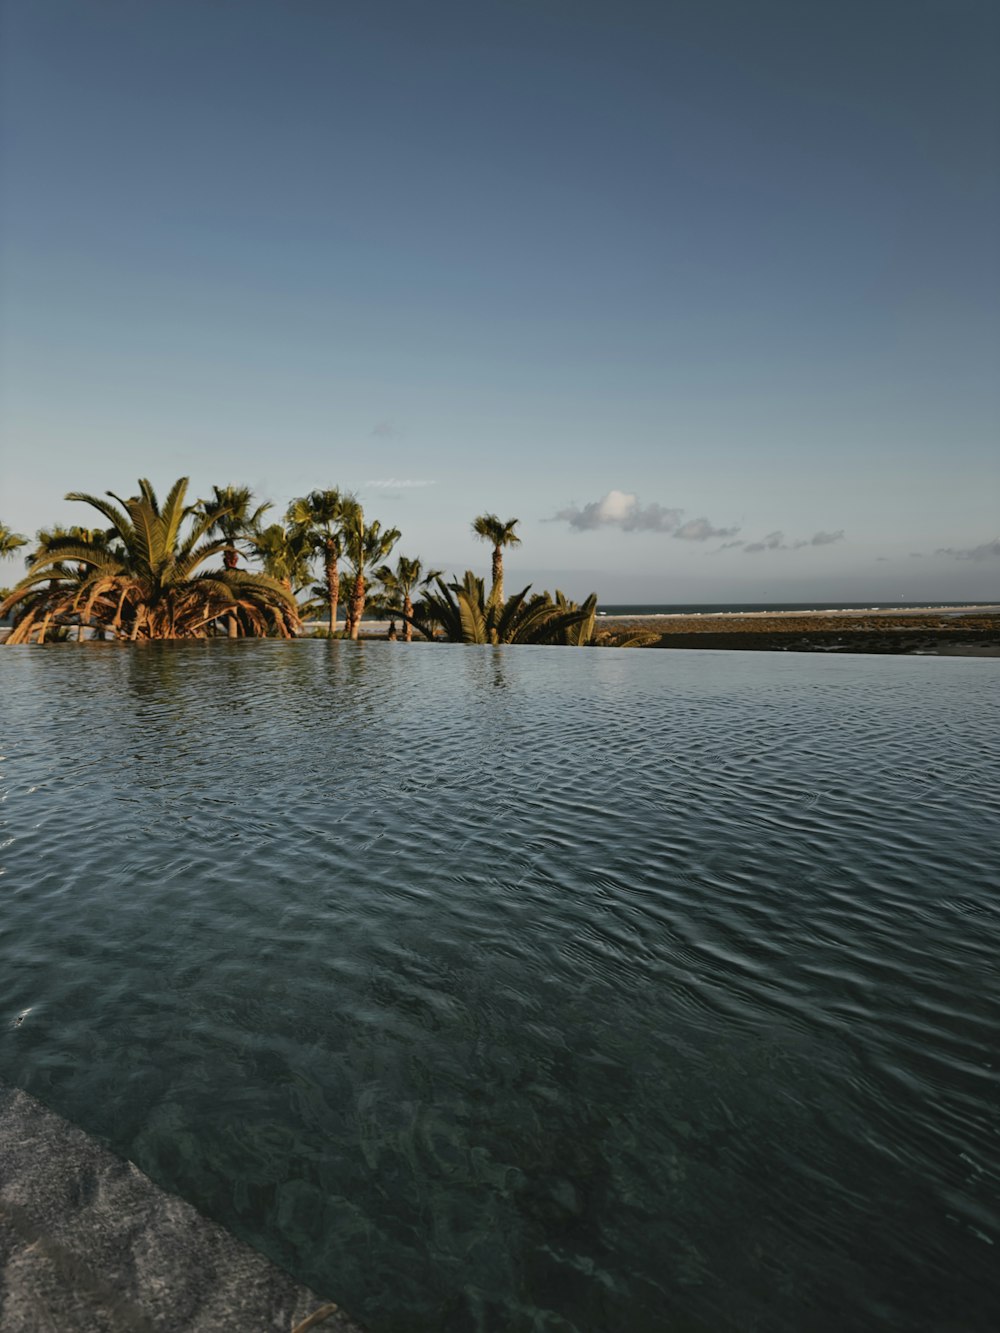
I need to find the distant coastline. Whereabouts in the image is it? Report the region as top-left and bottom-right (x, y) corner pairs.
(597, 606), (1000, 656)
(597, 601), (1000, 618)
(6, 603), (998, 655)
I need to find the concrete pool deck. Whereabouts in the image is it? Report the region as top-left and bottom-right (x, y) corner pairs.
(0, 1081), (363, 1332)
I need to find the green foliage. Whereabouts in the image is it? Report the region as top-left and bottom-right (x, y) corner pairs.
(342, 506), (401, 637)
(249, 522), (313, 592)
(286, 488), (350, 548)
(375, 556), (442, 609)
(285, 489), (356, 633)
(472, 513), (521, 601)
(471, 514), (521, 551)
(0, 522), (30, 558)
(196, 485), (271, 566)
(4, 484), (607, 647)
(403, 572), (597, 645)
(1, 478), (297, 643)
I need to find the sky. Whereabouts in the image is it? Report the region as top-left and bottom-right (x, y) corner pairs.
(1, 0), (998, 603)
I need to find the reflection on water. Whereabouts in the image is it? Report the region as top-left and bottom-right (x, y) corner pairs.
(1, 644), (998, 1332)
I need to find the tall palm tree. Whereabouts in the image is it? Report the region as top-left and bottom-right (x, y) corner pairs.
(199, 486), (271, 569)
(1, 478), (297, 643)
(472, 514), (521, 603)
(197, 486), (271, 637)
(403, 572), (597, 645)
(286, 488), (351, 636)
(342, 505), (401, 639)
(375, 556), (443, 642)
(0, 522), (29, 558)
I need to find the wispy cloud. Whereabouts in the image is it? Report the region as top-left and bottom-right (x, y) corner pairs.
(935, 537), (1000, 561)
(550, 489), (735, 538)
(744, 530), (787, 553)
(365, 478), (435, 488)
(793, 529), (845, 548)
(370, 420), (396, 438)
(744, 529), (845, 554)
(675, 517), (740, 541)
(551, 492), (844, 558)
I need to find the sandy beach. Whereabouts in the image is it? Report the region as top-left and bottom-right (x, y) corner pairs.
(596, 606), (1000, 655)
(346, 605), (1000, 654)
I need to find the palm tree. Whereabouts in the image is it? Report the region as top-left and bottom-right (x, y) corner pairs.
(248, 521), (313, 624)
(547, 589), (598, 646)
(286, 488), (351, 636)
(403, 572), (597, 645)
(472, 514), (521, 603)
(375, 556), (443, 643)
(197, 486), (271, 637)
(1, 478), (297, 643)
(198, 485), (271, 570)
(342, 504), (401, 639)
(29, 525), (116, 640)
(0, 522), (29, 558)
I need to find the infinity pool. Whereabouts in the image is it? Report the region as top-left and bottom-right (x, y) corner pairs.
(1, 643), (997, 1331)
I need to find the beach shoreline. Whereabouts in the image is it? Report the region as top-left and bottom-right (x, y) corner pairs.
(598, 603), (1000, 621)
(596, 607), (1000, 656)
(5, 606), (998, 654)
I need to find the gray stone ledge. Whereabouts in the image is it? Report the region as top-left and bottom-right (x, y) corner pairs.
(0, 1081), (364, 1333)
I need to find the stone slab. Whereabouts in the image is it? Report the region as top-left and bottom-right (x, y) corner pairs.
(0, 1081), (363, 1333)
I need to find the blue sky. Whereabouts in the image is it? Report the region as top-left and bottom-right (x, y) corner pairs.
(2, 0), (997, 602)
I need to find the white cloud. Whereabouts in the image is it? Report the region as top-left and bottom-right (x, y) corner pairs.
(552, 489), (684, 532)
(551, 489), (737, 537)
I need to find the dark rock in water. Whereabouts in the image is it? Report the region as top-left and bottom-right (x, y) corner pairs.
(0, 1080), (363, 1332)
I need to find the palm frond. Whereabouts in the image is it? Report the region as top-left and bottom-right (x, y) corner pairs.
(64, 492), (135, 544)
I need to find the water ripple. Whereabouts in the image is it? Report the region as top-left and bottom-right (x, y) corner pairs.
(1, 644), (998, 1331)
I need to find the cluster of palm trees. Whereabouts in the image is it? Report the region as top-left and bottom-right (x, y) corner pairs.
(1, 482), (598, 646)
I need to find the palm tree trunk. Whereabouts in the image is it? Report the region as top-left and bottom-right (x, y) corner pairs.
(349, 573), (365, 640)
(403, 594), (413, 642)
(112, 586), (129, 637)
(224, 547), (239, 635)
(492, 546), (503, 603)
(326, 555), (339, 635)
